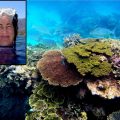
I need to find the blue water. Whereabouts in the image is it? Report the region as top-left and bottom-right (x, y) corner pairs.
(27, 0), (120, 47)
(16, 35), (26, 64)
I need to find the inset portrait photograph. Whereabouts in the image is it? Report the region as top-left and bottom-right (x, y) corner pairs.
(0, 1), (26, 64)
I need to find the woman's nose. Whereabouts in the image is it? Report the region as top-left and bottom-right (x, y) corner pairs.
(0, 28), (8, 34)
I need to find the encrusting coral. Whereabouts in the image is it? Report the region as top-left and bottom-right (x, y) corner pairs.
(62, 41), (112, 77)
(107, 110), (120, 120)
(110, 40), (120, 78)
(86, 79), (120, 99)
(37, 50), (82, 87)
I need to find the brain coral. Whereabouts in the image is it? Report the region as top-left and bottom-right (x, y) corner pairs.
(37, 50), (82, 87)
(62, 41), (112, 77)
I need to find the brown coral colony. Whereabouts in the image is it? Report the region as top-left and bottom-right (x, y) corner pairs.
(37, 50), (82, 87)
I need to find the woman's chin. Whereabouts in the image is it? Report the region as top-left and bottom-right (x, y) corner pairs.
(0, 43), (13, 47)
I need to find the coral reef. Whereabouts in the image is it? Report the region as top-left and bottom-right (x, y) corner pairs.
(27, 43), (59, 67)
(37, 50), (82, 87)
(0, 65), (34, 120)
(64, 33), (82, 47)
(110, 40), (120, 78)
(86, 79), (120, 99)
(27, 44), (49, 67)
(26, 38), (120, 120)
(26, 82), (64, 120)
(1, 32), (120, 120)
(62, 40), (112, 77)
(0, 65), (34, 94)
(58, 102), (87, 120)
(107, 110), (120, 120)
(36, 39), (120, 99)
(26, 79), (91, 120)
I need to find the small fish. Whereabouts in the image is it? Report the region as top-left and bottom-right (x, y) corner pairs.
(90, 27), (116, 38)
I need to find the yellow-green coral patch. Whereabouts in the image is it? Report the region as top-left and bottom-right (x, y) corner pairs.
(62, 41), (113, 77)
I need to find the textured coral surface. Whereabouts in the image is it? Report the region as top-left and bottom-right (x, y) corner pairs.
(87, 79), (120, 99)
(62, 41), (112, 77)
(26, 39), (120, 120)
(37, 50), (82, 87)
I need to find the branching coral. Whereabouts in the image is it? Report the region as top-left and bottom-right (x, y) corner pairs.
(62, 41), (112, 77)
(37, 50), (82, 87)
(64, 33), (82, 47)
(58, 102), (87, 120)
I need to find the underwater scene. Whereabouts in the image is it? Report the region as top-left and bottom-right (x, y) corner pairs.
(1, 0), (120, 120)
(26, 1), (120, 120)
(27, 0), (120, 47)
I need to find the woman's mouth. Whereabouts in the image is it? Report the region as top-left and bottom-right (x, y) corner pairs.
(0, 36), (9, 40)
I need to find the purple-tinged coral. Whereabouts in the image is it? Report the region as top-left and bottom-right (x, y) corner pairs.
(111, 55), (120, 78)
(110, 40), (120, 78)
(112, 55), (120, 68)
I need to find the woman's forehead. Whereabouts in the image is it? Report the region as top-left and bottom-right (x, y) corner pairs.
(0, 15), (12, 23)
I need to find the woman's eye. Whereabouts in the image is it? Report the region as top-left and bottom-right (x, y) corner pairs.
(7, 25), (13, 30)
(7, 25), (12, 28)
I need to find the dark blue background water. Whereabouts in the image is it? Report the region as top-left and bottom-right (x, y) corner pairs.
(16, 35), (26, 64)
(27, 0), (120, 48)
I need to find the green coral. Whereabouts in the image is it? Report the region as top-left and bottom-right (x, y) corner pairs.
(44, 113), (62, 120)
(26, 111), (40, 120)
(80, 112), (87, 120)
(62, 41), (112, 77)
(26, 82), (63, 120)
(91, 61), (112, 77)
(85, 41), (113, 56)
(26, 109), (62, 120)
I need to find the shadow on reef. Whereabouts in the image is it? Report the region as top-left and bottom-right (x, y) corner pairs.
(80, 85), (120, 120)
(0, 96), (28, 120)
(26, 78), (120, 120)
(0, 65), (35, 120)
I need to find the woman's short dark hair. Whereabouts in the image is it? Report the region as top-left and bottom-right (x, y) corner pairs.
(12, 13), (18, 49)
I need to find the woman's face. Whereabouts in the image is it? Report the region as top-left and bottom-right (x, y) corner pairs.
(0, 15), (15, 46)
